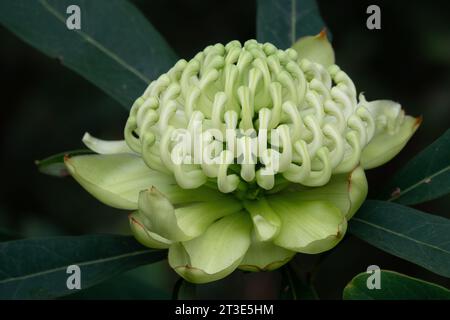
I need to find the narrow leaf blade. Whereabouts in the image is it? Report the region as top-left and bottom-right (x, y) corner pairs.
(383, 129), (450, 205)
(343, 270), (450, 300)
(349, 200), (450, 278)
(0, 0), (178, 108)
(256, 0), (331, 49)
(0, 235), (166, 299)
(65, 263), (171, 299)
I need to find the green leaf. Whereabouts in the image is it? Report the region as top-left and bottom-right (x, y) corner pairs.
(383, 129), (450, 205)
(0, 235), (166, 299)
(0, 0), (178, 108)
(343, 270), (450, 300)
(349, 200), (450, 278)
(35, 150), (92, 177)
(65, 263), (171, 299)
(256, 0), (331, 49)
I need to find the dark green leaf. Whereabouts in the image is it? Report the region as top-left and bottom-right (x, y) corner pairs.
(64, 263), (171, 299)
(0, 234), (166, 299)
(343, 270), (450, 300)
(256, 0), (331, 49)
(349, 200), (450, 278)
(383, 129), (450, 205)
(35, 149), (92, 177)
(0, 0), (178, 108)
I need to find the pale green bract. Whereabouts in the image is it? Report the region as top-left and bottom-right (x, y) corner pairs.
(64, 34), (420, 283)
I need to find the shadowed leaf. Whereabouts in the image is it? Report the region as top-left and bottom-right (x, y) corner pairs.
(0, 235), (166, 299)
(383, 129), (450, 205)
(349, 200), (450, 278)
(344, 270), (450, 300)
(257, 0), (331, 49)
(0, 0), (178, 108)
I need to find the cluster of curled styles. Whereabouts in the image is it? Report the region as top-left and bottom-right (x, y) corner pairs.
(124, 40), (396, 193)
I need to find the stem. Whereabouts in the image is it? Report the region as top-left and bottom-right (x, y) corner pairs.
(281, 262), (319, 300)
(284, 264), (298, 300)
(171, 277), (184, 300)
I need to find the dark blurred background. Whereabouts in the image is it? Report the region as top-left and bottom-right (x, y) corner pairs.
(0, 0), (449, 299)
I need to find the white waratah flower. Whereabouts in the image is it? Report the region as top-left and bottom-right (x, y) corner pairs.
(64, 33), (420, 283)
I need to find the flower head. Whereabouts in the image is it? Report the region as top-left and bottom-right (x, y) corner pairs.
(65, 36), (420, 283)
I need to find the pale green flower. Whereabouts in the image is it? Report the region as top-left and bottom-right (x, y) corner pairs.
(65, 34), (420, 283)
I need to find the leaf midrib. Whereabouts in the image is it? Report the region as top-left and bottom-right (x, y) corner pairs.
(351, 217), (450, 255)
(39, 0), (151, 84)
(0, 249), (154, 284)
(388, 165), (450, 201)
(290, 0), (296, 46)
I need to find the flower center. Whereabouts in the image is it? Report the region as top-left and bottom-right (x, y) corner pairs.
(124, 40), (380, 193)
